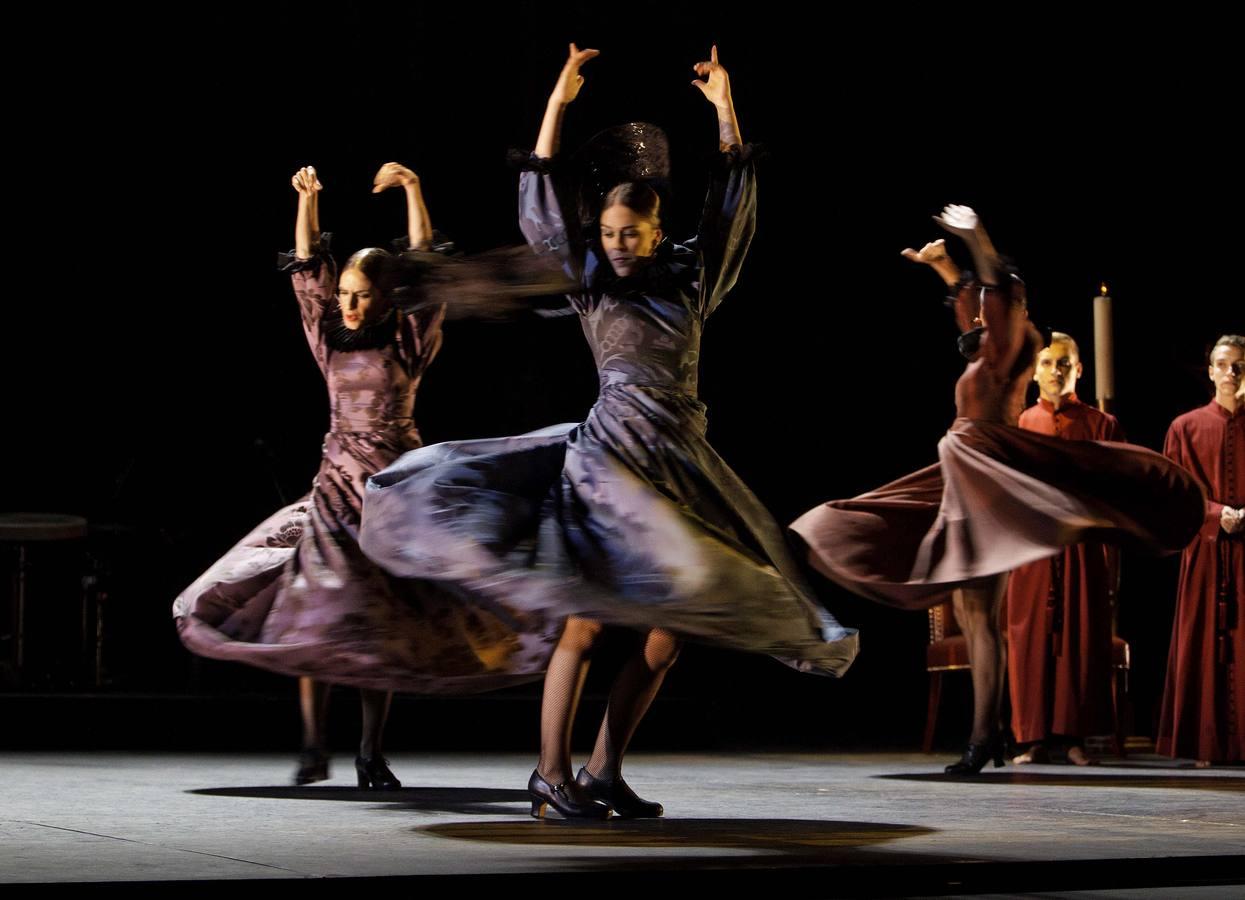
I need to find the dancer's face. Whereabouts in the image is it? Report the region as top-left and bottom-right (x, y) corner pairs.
(1034, 340), (1081, 402)
(337, 268), (385, 330)
(600, 205), (662, 277)
(1208, 343), (1244, 401)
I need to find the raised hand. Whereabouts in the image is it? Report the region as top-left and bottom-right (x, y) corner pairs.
(291, 165), (322, 197)
(691, 45), (732, 108)
(901, 239), (962, 287)
(933, 204), (980, 241)
(934, 204), (1001, 284)
(372, 162), (419, 194)
(901, 239), (950, 266)
(551, 42), (600, 107)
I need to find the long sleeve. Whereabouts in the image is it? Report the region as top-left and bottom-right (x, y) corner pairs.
(692, 144), (758, 318)
(279, 239), (338, 376)
(398, 304), (446, 380)
(518, 159), (586, 285)
(1165, 420), (1224, 542)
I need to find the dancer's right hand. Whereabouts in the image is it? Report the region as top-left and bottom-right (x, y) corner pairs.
(1222, 506), (1244, 534)
(550, 43), (600, 106)
(292, 166), (323, 197)
(901, 239), (950, 266)
(902, 239), (961, 287)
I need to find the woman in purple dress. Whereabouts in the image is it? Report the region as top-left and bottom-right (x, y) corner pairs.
(174, 163), (560, 787)
(361, 45), (858, 819)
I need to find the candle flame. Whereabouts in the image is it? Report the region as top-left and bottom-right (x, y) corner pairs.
(1100, 282), (1109, 296)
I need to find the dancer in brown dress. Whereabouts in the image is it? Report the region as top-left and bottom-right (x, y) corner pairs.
(792, 209), (1205, 773)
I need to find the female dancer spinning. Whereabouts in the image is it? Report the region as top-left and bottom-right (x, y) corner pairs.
(175, 163), (559, 786)
(361, 45), (857, 818)
(792, 207), (1204, 772)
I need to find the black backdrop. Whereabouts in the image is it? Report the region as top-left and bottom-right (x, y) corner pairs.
(1, 6), (1235, 750)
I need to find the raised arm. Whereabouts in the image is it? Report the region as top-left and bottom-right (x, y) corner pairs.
(536, 43), (599, 160)
(292, 166), (322, 259)
(690, 46), (757, 316)
(283, 166), (335, 373)
(519, 44), (599, 282)
(935, 204), (1001, 285)
(373, 162), (432, 250)
(692, 44), (742, 151)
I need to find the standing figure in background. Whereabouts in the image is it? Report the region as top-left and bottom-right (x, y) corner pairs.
(1158, 334), (1245, 766)
(1007, 332), (1123, 766)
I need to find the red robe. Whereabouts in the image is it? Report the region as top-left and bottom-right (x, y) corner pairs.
(1007, 394), (1122, 743)
(1157, 400), (1245, 762)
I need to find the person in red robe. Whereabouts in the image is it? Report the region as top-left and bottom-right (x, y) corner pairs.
(1157, 334), (1245, 765)
(1007, 333), (1123, 765)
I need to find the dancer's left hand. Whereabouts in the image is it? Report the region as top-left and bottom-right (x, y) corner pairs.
(934, 205), (981, 241)
(692, 45), (732, 107)
(373, 163), (419, 193)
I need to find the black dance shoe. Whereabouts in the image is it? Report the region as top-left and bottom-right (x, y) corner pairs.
(355, 755), (402, 790)
(528, 769), (611, 820)
(576, 767), (663, 818)
(293, 748), (330, 786)
(944, 736), (1006, 775)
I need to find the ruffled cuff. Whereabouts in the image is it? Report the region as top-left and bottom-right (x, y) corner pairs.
(711, 142), (766, 174)
(389, 230), (456, 256)
(506, 148), (562, 174)
(277, 232), (334, 273)
(956, 326), (984, 360)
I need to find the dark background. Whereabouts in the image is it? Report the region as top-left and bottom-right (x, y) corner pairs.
(1, 6), (1235, 752)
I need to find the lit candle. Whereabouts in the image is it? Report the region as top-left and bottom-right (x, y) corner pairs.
(1093, 282), (1114, 412)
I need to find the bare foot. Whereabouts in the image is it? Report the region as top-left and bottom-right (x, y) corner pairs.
(1066, 745), (1095, 766)
(1013, 744), (1048, 765)
(1194, 759), (1212, 769)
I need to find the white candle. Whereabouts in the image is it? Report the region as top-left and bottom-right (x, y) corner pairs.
(1093, 282), (1114, 412)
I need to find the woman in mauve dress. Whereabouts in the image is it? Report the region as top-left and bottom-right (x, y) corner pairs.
(174, 163), (562, 788)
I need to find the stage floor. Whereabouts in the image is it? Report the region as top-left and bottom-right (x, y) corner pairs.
(2, 751), (1242, 895)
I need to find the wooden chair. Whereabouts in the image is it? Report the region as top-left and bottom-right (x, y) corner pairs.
(923, 599), (969, 753)
(922, 597), (1133, 756)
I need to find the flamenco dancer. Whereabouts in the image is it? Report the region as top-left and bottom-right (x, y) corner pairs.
(360, 44), (857, 819)
(792, 207), (1205, 773)
(174, 163), (564, 787)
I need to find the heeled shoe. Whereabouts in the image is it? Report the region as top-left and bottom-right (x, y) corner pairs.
(355, 755), (401, 790)
(576, 767), (663, 818)
(527, 769), (610, 820)
(293, 748), (330, 786)
(944, 736), (1005, 775)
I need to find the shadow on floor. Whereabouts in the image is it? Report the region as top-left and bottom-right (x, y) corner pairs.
(190, 785), (530, 815)
(420, 817), (936, 854)
(876, 771), (1245, 791)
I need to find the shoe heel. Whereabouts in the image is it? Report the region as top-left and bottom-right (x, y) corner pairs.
(530, 799), (546, 818)
(358, 772), (371, 789)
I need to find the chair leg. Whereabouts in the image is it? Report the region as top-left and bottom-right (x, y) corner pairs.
(923, 671), (942, 753)
(1112, 667), (1127, 758)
